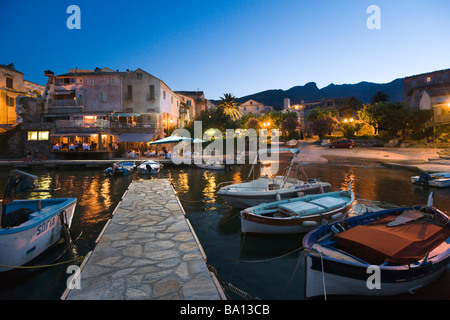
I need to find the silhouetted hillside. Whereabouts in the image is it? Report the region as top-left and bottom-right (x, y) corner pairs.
(229, 78), (404, 110)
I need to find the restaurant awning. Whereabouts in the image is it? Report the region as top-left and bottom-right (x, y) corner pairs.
(149, 136), (192, 145)
(116, 133), (154, 143)
(111, 113), (141, 117)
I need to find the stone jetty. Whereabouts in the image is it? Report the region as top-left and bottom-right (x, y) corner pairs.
(62, 178), (225, 300)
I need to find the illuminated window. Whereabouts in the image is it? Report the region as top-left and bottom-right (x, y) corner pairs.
(28, 131), (49, 140)
(28, 131), (38, 140)
(427, 77), (431, 83)
(38, 131), (49, 140)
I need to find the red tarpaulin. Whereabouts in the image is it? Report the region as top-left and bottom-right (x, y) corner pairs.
(333, 215), (450, 265)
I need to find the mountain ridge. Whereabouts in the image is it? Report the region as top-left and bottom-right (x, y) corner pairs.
(223, 78), (404, 110)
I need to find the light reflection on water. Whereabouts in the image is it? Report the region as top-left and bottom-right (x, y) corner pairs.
(0, 163), (448, 300)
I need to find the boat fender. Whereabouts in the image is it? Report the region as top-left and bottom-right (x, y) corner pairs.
(276, 193), (281, 201)
(427, 192), (434, 208)
(297, 192), (304, 197)
(331, 212), (344, 221)
(319, 183), (324, 193)
(302, 220), (318, 228)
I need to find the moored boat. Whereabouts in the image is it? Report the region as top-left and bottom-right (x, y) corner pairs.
(0, 197), (77, 273)
(411, 172), (450, 188)
(195, 158), (225, 170)
(302, 193), (450, 298)
(137, 160), (162, 175)
(218, 148), (331, 208)
(240, 184), (354, 234)
(104, 161), (135, 176)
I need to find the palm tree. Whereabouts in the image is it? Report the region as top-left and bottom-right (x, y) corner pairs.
(218, 93), (242, 121)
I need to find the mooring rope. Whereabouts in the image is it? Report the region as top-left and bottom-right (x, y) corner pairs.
(0, 256), (84, 270)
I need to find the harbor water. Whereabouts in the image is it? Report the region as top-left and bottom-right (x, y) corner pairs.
(0, 162), (449, 300)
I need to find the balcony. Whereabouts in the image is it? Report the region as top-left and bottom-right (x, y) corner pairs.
(47, 99), (84, 114)
(48, 99), (84, 107)
(56, 119), (110, 129)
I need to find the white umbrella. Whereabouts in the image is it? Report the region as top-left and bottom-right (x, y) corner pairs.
(149, 136), (192, 145)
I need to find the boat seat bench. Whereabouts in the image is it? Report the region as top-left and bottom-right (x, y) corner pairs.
(278, 197), (346, 216)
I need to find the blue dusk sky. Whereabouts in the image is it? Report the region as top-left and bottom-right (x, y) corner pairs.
(1, 0), (449, 100)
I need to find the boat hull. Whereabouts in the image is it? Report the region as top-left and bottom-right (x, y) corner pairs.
(219, 182), (331, 209)
(195, 164), (225, 170)
(411, 173), (450, 188)
(305, 254), (448, 298)
(0, 198), (77, 272)
(241, 210), (348, 235)
(240, 190), (353, 234)
(137, 161), (161, 175)
(303, 206), (450, 298)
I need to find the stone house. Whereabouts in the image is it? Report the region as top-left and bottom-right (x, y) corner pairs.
(239, 99), (274, 117)
(403, 68), (450, 129)
(0, 63), (44, 128)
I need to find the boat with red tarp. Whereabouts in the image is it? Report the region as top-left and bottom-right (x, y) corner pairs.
(303, 193), (450, 298)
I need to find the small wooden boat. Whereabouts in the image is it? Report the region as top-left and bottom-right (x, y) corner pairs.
(104, 161), (135, 176)
(137, 160), (162, 175)
(302, 193), (450, 298)
(218, 148), (331, 208)
(240, 184), (354, 234)
(0, 197), (77, 273)
(6, 170), (38, 193)
(195, 158), (225, 170)
(411, 172), (450, 188)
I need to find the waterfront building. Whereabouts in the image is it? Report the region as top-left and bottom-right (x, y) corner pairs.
(403, 68), (450, 128)
(36, 67), (184, 159)
(176, 93), (195, 128)
(0, 63), (44, 128)
(120, 68), (180, 140)
(174, 91), (213, 119)
(239, 99), (274, 117)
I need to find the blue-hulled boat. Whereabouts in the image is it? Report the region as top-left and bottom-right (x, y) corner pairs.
(0, 198), (77, 273)
(104, 161), (136, 176)
(240, 183), (354, 234)
(302, 193), (450, 298)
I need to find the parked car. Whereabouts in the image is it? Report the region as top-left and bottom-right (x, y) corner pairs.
(328, 139), (355, 149)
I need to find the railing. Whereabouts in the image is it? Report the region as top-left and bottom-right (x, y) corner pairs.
(110, 122), (157, 128)
(55, 120), (110, 128)
(48, 99), (84, 107)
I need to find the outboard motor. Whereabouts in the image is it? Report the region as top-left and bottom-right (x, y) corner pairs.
(417, 172), (431, 185)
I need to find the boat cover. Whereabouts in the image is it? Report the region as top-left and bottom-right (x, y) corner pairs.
(309, 197), (346, 211)
(278, 202), (326, 216)
(333, 215), (450, 265)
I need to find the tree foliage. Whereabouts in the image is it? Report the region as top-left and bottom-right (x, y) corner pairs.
(310, 117), (339, 139)
(217, 93), (242, 121)
(306, 107), (338, 123)
(358, 101), (433, 140)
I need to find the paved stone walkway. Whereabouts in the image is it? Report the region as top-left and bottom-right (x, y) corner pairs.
(63, 179), (225, 300)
